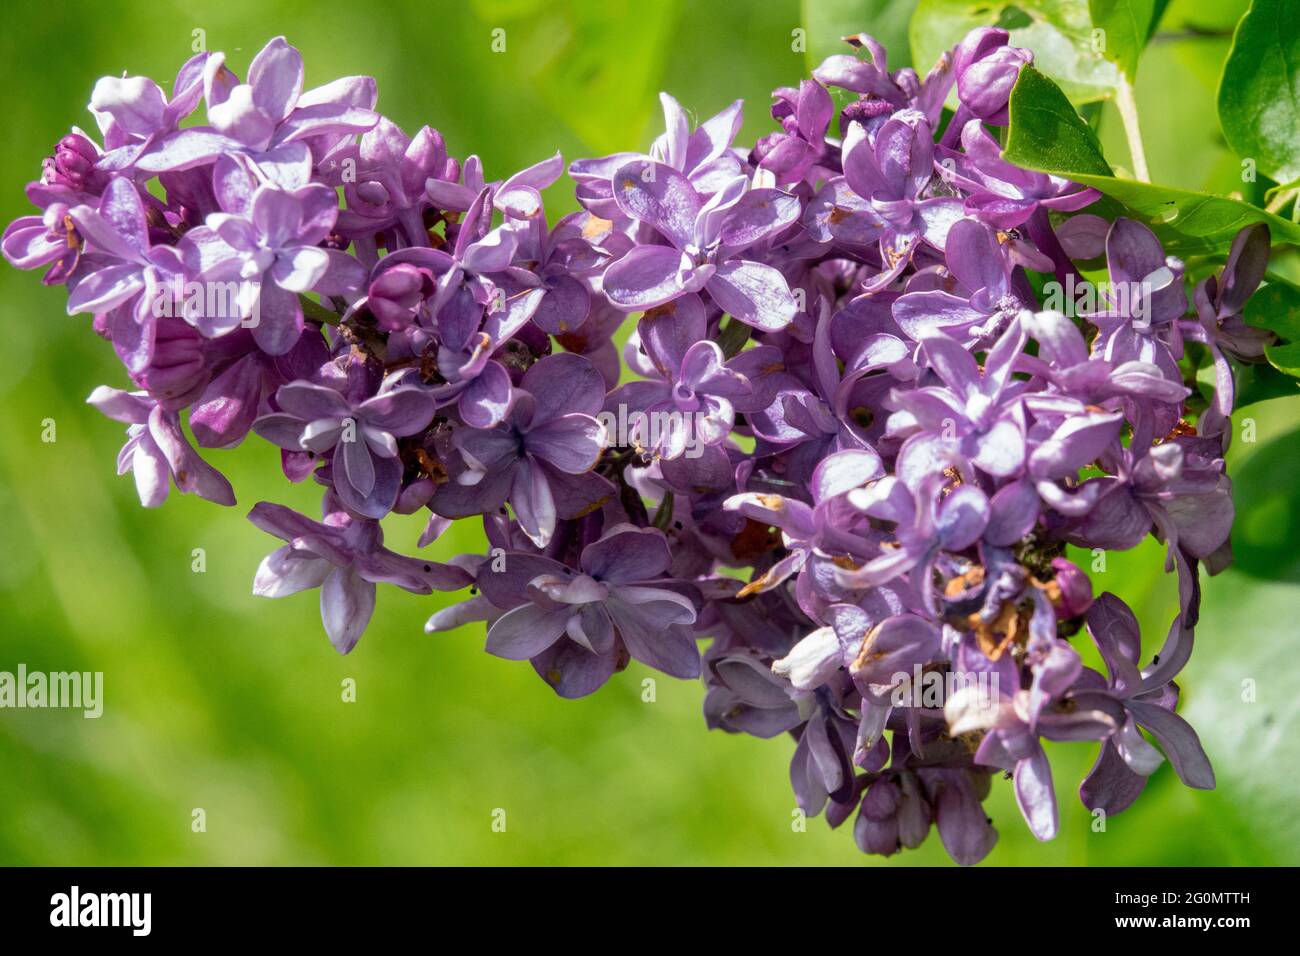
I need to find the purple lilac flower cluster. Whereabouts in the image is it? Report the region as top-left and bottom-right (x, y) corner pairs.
(6, 31), (1265, 864)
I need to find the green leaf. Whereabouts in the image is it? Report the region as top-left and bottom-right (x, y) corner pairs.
(1003, 65), (1114, 174)
(1244, 277), (1300, 375)
(1087, 0), (1157, 80)
(910, 0), (1121, 105)
(802, 0), (917, 74)
(1218, 0), (1300, 186)
(1186, 568), (1300, 857)
(1004, 66), (1300, 254)
(1235, 360), (1300, 406)
(1227, 425), (1300, 580)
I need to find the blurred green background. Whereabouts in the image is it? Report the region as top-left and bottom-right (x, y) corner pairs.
(0, 0), (1296, 866)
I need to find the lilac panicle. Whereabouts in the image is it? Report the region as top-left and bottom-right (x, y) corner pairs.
(5, 27), (1256, 865)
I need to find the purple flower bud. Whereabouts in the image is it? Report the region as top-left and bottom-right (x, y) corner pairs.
(42, 133), (105, 194)
(954, 28), (1031, 124)
(1050, 557), (1093, 619)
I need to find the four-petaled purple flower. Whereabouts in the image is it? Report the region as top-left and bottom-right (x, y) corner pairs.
(603, 160), (800, 330)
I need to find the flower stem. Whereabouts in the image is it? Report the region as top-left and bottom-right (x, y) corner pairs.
(299, 294), (341, 326)
(1265, 186), (1298, 216)
(1115, 78), (1150, 183)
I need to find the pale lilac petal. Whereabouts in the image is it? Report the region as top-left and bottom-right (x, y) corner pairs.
(1126, 700), (1216, 790)
(277, 381), (351, 420)
(248, 36), (304, 124)
(705, 259), (796, 331)
(485, 602), (569, 659)
(358, 387), (435, 435)
(520, 351), (607, 421)
(719, 188), (801, 254)
(524, 415), (604, 473)
(611, 159), (700, 248)
(1014, 748), (1058, 841)
(607, 598), (700, 678)
(320, 565), (375, 654)
(253, 545), (331, 597)
(603, 244), (691, 311)
(510, 458), (557, 547)
(271, 245), (329, 292)
(581, 525), (672, 582)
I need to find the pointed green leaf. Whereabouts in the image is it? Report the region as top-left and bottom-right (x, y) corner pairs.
(1004, 66), (1300, 254)
(1088, 0), (1157, 80)
(1218, 0), (1300, 185)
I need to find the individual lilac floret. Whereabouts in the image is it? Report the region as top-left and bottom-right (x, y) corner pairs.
(87, 386), (235, 507)
(42, 131), (109, 198)
(2, 199), (84, 285)
(833, 470), (990, 610)
(184, 176), (366, 354)
(133, 37), (379, 174)
(606, 293), (782, 459)
(704, 649), (802, 737)
(888, 318), (1029, 479)
(892, 218), (1033, 346)
(568, 93), (745, 219)
(1072, 436), (1233, 620)
(65, 178), (186, 373)
(250, 498), (470, 653)
(1084, 218), (1187, 383)
(942, 120), (1100, 231)
(90, 52), (209, 171)
(602, 160), (800, 330)
(725, 447), (885, 598)
(1073, 594), (1215, 813)
(431, 352), (611, 547)
(804, 109), (963, 291)
(753, 80), (834, 186)
(1017, 309), (1191, 408)
(471, 524), (700, 696)
(335, 117), (452, 249)
(253, 377), (436, 519)
(951, 27), (1032, 127)
(1183, 223), (1272, 416)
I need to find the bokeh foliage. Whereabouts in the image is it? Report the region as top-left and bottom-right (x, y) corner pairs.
(0, 0), (1295, 865)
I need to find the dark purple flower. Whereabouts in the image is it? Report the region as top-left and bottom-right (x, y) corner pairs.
(804, 109), (964, 291)
(474, 524), (701, 694)
(253, 377), (436, 519)
(430, 352), (611, 547)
